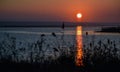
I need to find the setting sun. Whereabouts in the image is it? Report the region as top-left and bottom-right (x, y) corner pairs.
(77, 13), (82, 19)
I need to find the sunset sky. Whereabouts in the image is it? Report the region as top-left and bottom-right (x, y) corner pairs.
(0, 0), (120, 22)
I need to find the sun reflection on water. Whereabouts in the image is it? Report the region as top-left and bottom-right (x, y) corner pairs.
(76, 26), (83, 66)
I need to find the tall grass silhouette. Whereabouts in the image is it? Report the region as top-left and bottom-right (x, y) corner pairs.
(0, 25), (120, 72)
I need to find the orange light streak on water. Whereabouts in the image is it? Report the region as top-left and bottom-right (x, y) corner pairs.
(76, 26), (83, 66)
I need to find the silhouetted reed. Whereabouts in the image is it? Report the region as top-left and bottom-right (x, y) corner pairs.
(82, 35), (120, 72)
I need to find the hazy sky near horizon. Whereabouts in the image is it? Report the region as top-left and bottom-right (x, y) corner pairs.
(0, 0), (120, 22)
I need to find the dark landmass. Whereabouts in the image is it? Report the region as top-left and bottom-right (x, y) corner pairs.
(96, 26), (120, 33)
(0, 61), (120, 72)
(0, 21), (120, 27)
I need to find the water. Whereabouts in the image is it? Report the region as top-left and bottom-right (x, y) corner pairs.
(0, 27), (76, 47)
(0, 23), (120, 63)
(76, 26), (83, 66)
(0, 26), (119, 45)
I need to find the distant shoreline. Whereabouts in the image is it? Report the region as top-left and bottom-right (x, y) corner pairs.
(0, 21), (120, 27)
(96, 26), (120, 33)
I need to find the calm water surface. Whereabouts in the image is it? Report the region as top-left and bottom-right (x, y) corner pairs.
(0, 26), (120, 65)
(0, 26), (119, 43)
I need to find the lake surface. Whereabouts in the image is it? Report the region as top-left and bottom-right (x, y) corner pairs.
(0, 25), (120, 63)
(0, 26), (120, 44)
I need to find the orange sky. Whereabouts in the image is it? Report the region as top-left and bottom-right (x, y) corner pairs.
(0, 0), (120, 22)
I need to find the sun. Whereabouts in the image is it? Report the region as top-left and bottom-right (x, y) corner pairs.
(76, 13), (82, 19)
